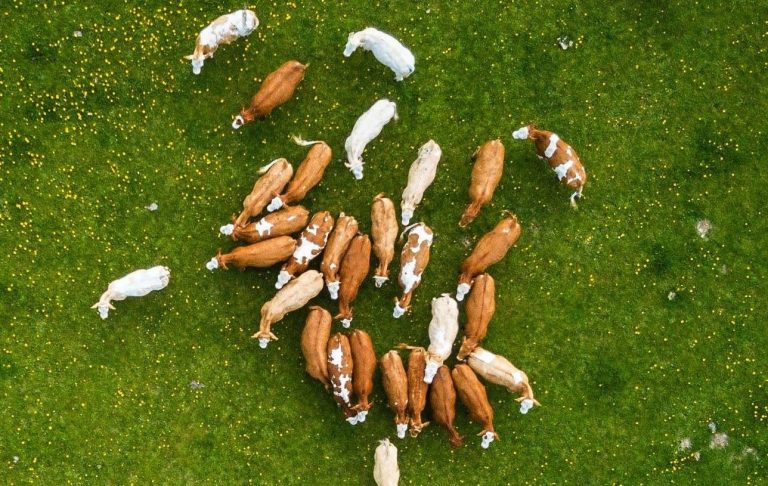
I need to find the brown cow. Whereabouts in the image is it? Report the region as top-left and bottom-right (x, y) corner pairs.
(276, 211), (334, 289)
(457, 273), (495, 360)
(205, 236), (296, 271)
(513, 125), (587, 208)
(301, 306), (332, 390)
(320, 213), (358, 299)
(327, 333), (358, 424)
(393, 223), (433, 318)
(459, 140), (504, 227)
(467, 346), (541, 414)
(336, 234), (371, 327)
(456, 213), (520, 301)
(380, 350), (409, 439)
(371, 193), (398, 288)
(267, 138), (333, 211)
(231, 158), (294, 229)
(452, 364), (499, 449)
(350, 329), (376, 422)
(223, 205), (309, 243)
(232, 60), (308, 129)
(429, 365), (464, 448)
(405, 346), (430, 437)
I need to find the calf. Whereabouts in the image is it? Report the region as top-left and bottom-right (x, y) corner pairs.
(276, 211), (334, 289)
(222, 205), (309, 243)
(371, 193), (398, 288)
(400, 140), (441, 225)
(344, 99), (398, 179)
(267, 137), (332, 211)
(459, 140), (504, 227)
(344, 27), (415, 81)
(380, 350), (409, 439)
(457, 273), (495, 360)
(327, 333), (359, 424)
(336, 234), (371, 327)
(373, 438), (400, 486)
(185, 9), (258, 75)
(456, 213), (520, 301)
(424, 294), (460, 384)
(232, 60), (308, 129)
(512, 125), (587, 208)
(252, 270), (323, 349)
(429, 365), (464, 448)
(205, 236), (295, 271)
(231, 158), (294, 229)
(452, 364), (499, 449)
(301, 306), (333, 390)
(405, 346), (430, 437)
(393, 223), (433, 318)
(92, 266), (170, 319)
(350, 329), (377, 422)
(468, 346), (541, 414)
(320, 213), (358, 299)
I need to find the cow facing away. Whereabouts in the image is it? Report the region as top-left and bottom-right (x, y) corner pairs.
(92, 266), (170, 319)
(424, 294), (460, 384)
(267, 137), (333, 212)
(371, 193), (398, 288)
(344, 99), (398, 180)
(400, 140), (441, 226)
(344, 27), (415, 81)
(185, 9), (258, 75)
(232, 61), (308, 129)
(393, 223), (433, 318)
(459, 140), (504, 227)
(373, 438), (400, 486)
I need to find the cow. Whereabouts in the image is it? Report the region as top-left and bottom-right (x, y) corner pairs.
(350, 329), (376, 422)
(380, 350), (409, 439)
(221, 205), (309, 243)
(251, 270), (323, 349)
(275, 211), (334, 289)
(184, 9), (258, 75)
(327, 333), (359, 424)
(232, 61), (308, 129)
(320, 213), (358, 299)
(344, 99), (398, 180)
(206, 236), (296, 271)
(267, 137), (333, 211)
(371, 193), (398, 288)
(344, 27), (415, 81)
(429, 365), (464, 448)
(456, 213), (520, 301)
(452, 364), (499, 449)
(424, 294), (459, 384)
(229, 158), (293, 230)
(457, 273), (495, 360)
(373, 438), (400, 486)
(512, 125), (587, 208)
(405, 346), (430, 437)
(400, 140), (441, 225)
(92, 266), (170, 319)
(467, 346), (541, 414)
(336, 234), (371, 328)
(393, 223), (433, 318)
(459, 140), (504, 227)
(301, 306), (333, 390)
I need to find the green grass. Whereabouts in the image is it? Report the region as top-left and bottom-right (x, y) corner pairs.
(1, 0), (766, 483)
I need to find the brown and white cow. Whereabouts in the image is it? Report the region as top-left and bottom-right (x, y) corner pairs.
(405, 346), (430, 437)
(320, 213), (358, 299)
(301, 306), (333, 390)
(512, 125), (587, 208)
(380, 350), (409, 439)
(232, 61), (308, 129)
(467, 346), (541, 414)
(457, 273), (495, 360)
(429, 365), (464, 448)
(267, 138), (333, 211)
(456, 213), (520, 301)
(205, 236), (295, 271)
(350, 329), (376, 422)
(275, 211), (334, 289)
(459, 139), (504, 227)
(327, 333), (359, 424)
(230, 158), (294, 230)
(336, 234), (371, 328)
(223, 205), (309, 243)
(452, 364), (499, 449)
(371, 193), (398, 288)
(184, 9), (258, 75)
(393, 223), (433, 318)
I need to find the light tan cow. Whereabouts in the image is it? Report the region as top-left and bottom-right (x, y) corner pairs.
(276, 211), (334, 289)
(405, 346), (430, 437)
(327, 333), (359, 424)
(222, 205), (309, 243)
(252, 270), (323, 349)
(231, 158), (294, 229)
(350, 329), (376, 422)
(301, 306), (333, 390)
(320, 213), (358, 299)
(456, 213), (521, 301)
(429, 365), (464, 448)
(452, 364), (499, 449)
(373, 438), (400, 486)
(393, 223), (433, 318)
(380, 350), (409, 439)
(267, 138), (333, 211)
(424, 294), (459, 384)
(371, 193), (398, 288)
(457, 273), (495, 360)
(468, 346), (541, 414)
(513, 125), (587, 208)
(184, 9), (258, 75)
(205, 236), (296, 271)
(459, 139), (504, 227)
(232, 61), (308, 129)
(336, 234), (371, 327)
(400, 140), (441, 225)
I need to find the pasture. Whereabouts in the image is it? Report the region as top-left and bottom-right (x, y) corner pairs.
(1, 0), (766, 483)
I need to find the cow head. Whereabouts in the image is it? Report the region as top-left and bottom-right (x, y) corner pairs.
(512, 124), (535, 140)
(184, 54), (205, 75)
(253, 330), (278, 349)
(343, 32), (364, 57)
(237, 10), (258, 36)
(91, 301), (115, 319)
(232, 109), (252, 129)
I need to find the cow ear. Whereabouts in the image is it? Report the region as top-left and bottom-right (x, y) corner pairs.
(183, 55), (194, 60)
(90, 303), (99, 309)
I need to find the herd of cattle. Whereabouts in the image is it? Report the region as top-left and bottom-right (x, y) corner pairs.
(92, 8), (589, 485)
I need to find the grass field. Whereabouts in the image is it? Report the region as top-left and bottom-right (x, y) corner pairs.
(1, 0), (767, 484)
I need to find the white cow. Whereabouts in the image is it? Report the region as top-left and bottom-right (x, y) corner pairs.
(344, 27), (415, 81)
(400, 140), (441, 225)
(92, 266), (171, 319)
(344, 99), (398, 180)
(184, 9), (259, 75)
(424, 294), (459, 384)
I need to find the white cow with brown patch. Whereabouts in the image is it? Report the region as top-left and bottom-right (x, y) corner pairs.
(393, 223), (433, 318)
(185, 9), (259, 75)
